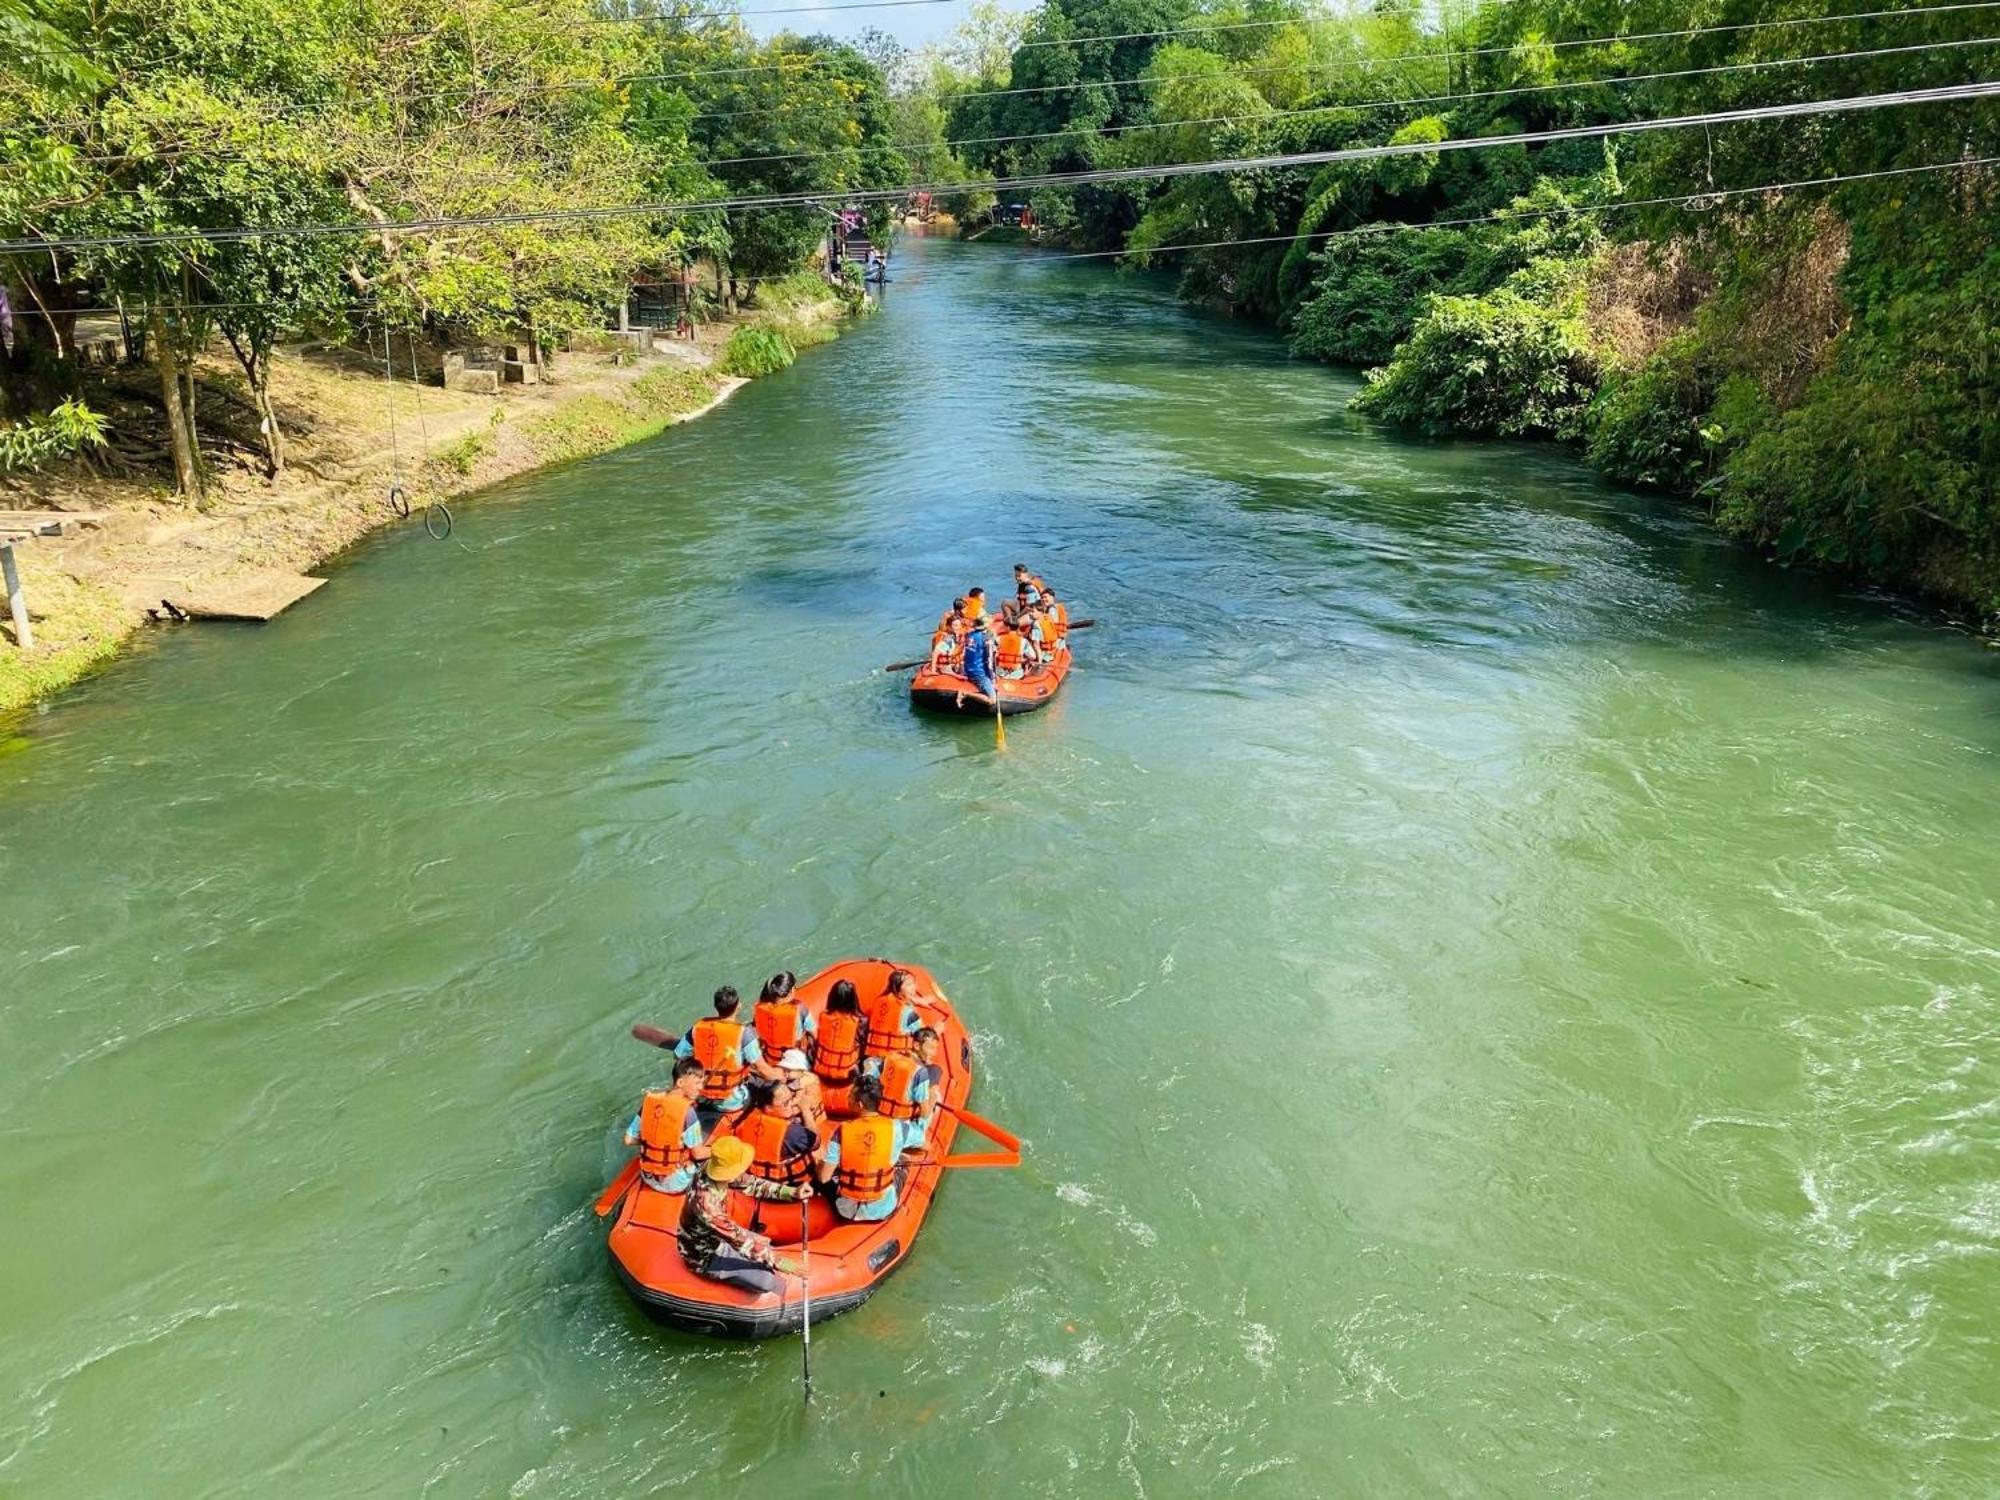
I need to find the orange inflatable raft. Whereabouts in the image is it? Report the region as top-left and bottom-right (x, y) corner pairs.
(598, 958), (1019, 1338)
(911, 643), (1073, 716)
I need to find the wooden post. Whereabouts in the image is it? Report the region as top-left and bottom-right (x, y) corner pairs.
(2, 541), (31, 651)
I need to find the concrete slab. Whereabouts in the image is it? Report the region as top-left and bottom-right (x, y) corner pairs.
(161, 572), (327, 622)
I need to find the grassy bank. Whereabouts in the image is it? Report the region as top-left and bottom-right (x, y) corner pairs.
(0, 291), (854, 719)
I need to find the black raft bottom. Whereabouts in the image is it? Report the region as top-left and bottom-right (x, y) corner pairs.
(911, 688), (1049, 717)
(616, 1262), (878, 1339)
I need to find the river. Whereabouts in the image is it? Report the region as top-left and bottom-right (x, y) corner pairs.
(3, 235), (1997, 1497)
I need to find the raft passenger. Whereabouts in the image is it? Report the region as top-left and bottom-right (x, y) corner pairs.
(1014, 564), (1048, 602)
(677, 1136), (810, 1295)
(863, 1025), (943, 1154)
(813, 980), (867, 1115)
(778, 1047), (828, 1134)
(674, 986), (771, 1130)
(956, 615), (997, 708)
(862, 967), (924, 1062)
(752, 970), (815, 1061)
(994, 617), (1041, 680)
(823, 1077), (902, 1222)
(728, 1077), (820, 1189)
(624, 1056), (712, 1192)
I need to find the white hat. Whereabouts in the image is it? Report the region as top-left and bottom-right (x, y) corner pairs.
(779, 1048), (811, 1070)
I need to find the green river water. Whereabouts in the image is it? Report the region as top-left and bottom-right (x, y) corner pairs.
(4, 236), (1999, 1498)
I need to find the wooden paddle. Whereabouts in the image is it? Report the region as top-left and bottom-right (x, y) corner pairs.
(631, 1023), (680, 1049)
(593, 1156), (641, 1217)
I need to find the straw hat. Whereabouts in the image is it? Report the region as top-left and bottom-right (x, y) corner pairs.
(706, 1136), (755, 1182)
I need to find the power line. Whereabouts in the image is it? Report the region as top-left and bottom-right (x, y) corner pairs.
(41, 154), (1995, 318)
(43, 30), (2000, 180)
(4, 79), (1995, 254)
(1032, 153), (2000, 262)
(690, 0), (2000, 119)
(697, 34), (2000, 169)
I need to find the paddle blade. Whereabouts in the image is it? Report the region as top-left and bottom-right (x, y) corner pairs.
(945, 1103), (1023, 1153)
(631, 1023), (679, 1049)
(995, 704), (1006, 751)
(594, 1157), (641, 1217)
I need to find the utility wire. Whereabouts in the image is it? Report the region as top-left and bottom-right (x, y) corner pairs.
(4, 79), (1995, 254)
(56, 31), (1995, 173)
(696, 34), (2000, 169)
(38, 153), (1995, 318)
(1037, 152), (2000, 262)
(691, 0), (2000, 118)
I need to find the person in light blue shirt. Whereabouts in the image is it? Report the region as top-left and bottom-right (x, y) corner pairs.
(671, 986), (769, 1127)
(623, 1057), (710, 1192)
(821, 1077), (901, 1222)
(861, 1026), (943, 1154)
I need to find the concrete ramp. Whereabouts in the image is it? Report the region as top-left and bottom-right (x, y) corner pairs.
(162, 572), (327, 622)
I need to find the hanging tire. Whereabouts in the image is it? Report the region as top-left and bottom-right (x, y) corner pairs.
(388, 484), (410, 518)
(424, 501), (453, 540)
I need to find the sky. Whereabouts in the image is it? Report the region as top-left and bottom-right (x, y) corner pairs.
(744, 0), (981, 51)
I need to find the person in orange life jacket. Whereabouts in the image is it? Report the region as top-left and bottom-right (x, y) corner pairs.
(964, 587), (989, 623)
(813, 980), (867, 1114)
(726, 1076), (820, 1188)
(751, 970), (815, 1062)
(677, 1136), (811, 1295)
(1020, 605), (1056, 658)
(929, 620), (962, 674)
(673, 986), (774, 1128)
(1039, 585), (1068, 645)
(861, 967), (923, 1063)
(778, 1047), (828, 1134)
(1013, 563), (1048, 602)
(623, 1056), (712, 1192)
(862, 1025), (943, 1154)
(938, 596), (969, 637)
(820, 1076), (903, 1222)
(993, 617), (1042, 681)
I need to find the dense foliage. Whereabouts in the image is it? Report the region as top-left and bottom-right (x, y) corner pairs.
(931, 0), (2000, 613)
(0, 0), (900, 495)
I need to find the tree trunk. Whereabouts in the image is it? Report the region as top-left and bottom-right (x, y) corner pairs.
(149, 305), (203, 500)
(225, 330), (283, 478)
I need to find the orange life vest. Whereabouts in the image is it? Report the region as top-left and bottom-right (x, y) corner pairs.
(878, 1053), (924, 1121)
(1048, 600), (1068, 632)
(734, 1108), (813, 1185)
(755, 1001), (805, 1056)
(995, 631), (1030, 672)
(834, 1114), (897, 1202)
(638, 1089), (696, 1179)
(814, 1010), (863, 1080)
(690, 1017), (749, 1100)
(863, 993), (914, 1060)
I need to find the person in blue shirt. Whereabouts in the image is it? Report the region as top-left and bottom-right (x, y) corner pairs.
(822, 1077), (902, 1222)
(861, 1025), (944, 1154)
(672, 986), (771, 1130)
(956, 616), (996, 709)
(623, 1057), (711, 1193)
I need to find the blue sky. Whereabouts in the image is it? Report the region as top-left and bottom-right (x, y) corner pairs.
(745, 0), (981, 51)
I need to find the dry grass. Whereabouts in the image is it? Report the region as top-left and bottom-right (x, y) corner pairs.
(1585, 238), (1715, 367)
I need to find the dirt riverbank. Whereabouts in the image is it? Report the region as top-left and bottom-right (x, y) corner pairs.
(1, 300), (848, 717)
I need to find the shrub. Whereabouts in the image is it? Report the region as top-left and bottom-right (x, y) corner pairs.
(1351, 289), (1597, 440)
(718, 326), (796, 378)
(1289, 229), (1475, 366)
(0, 399), (109, 474)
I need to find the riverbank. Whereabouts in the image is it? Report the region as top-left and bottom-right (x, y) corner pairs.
(0, 294), (855, 717)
